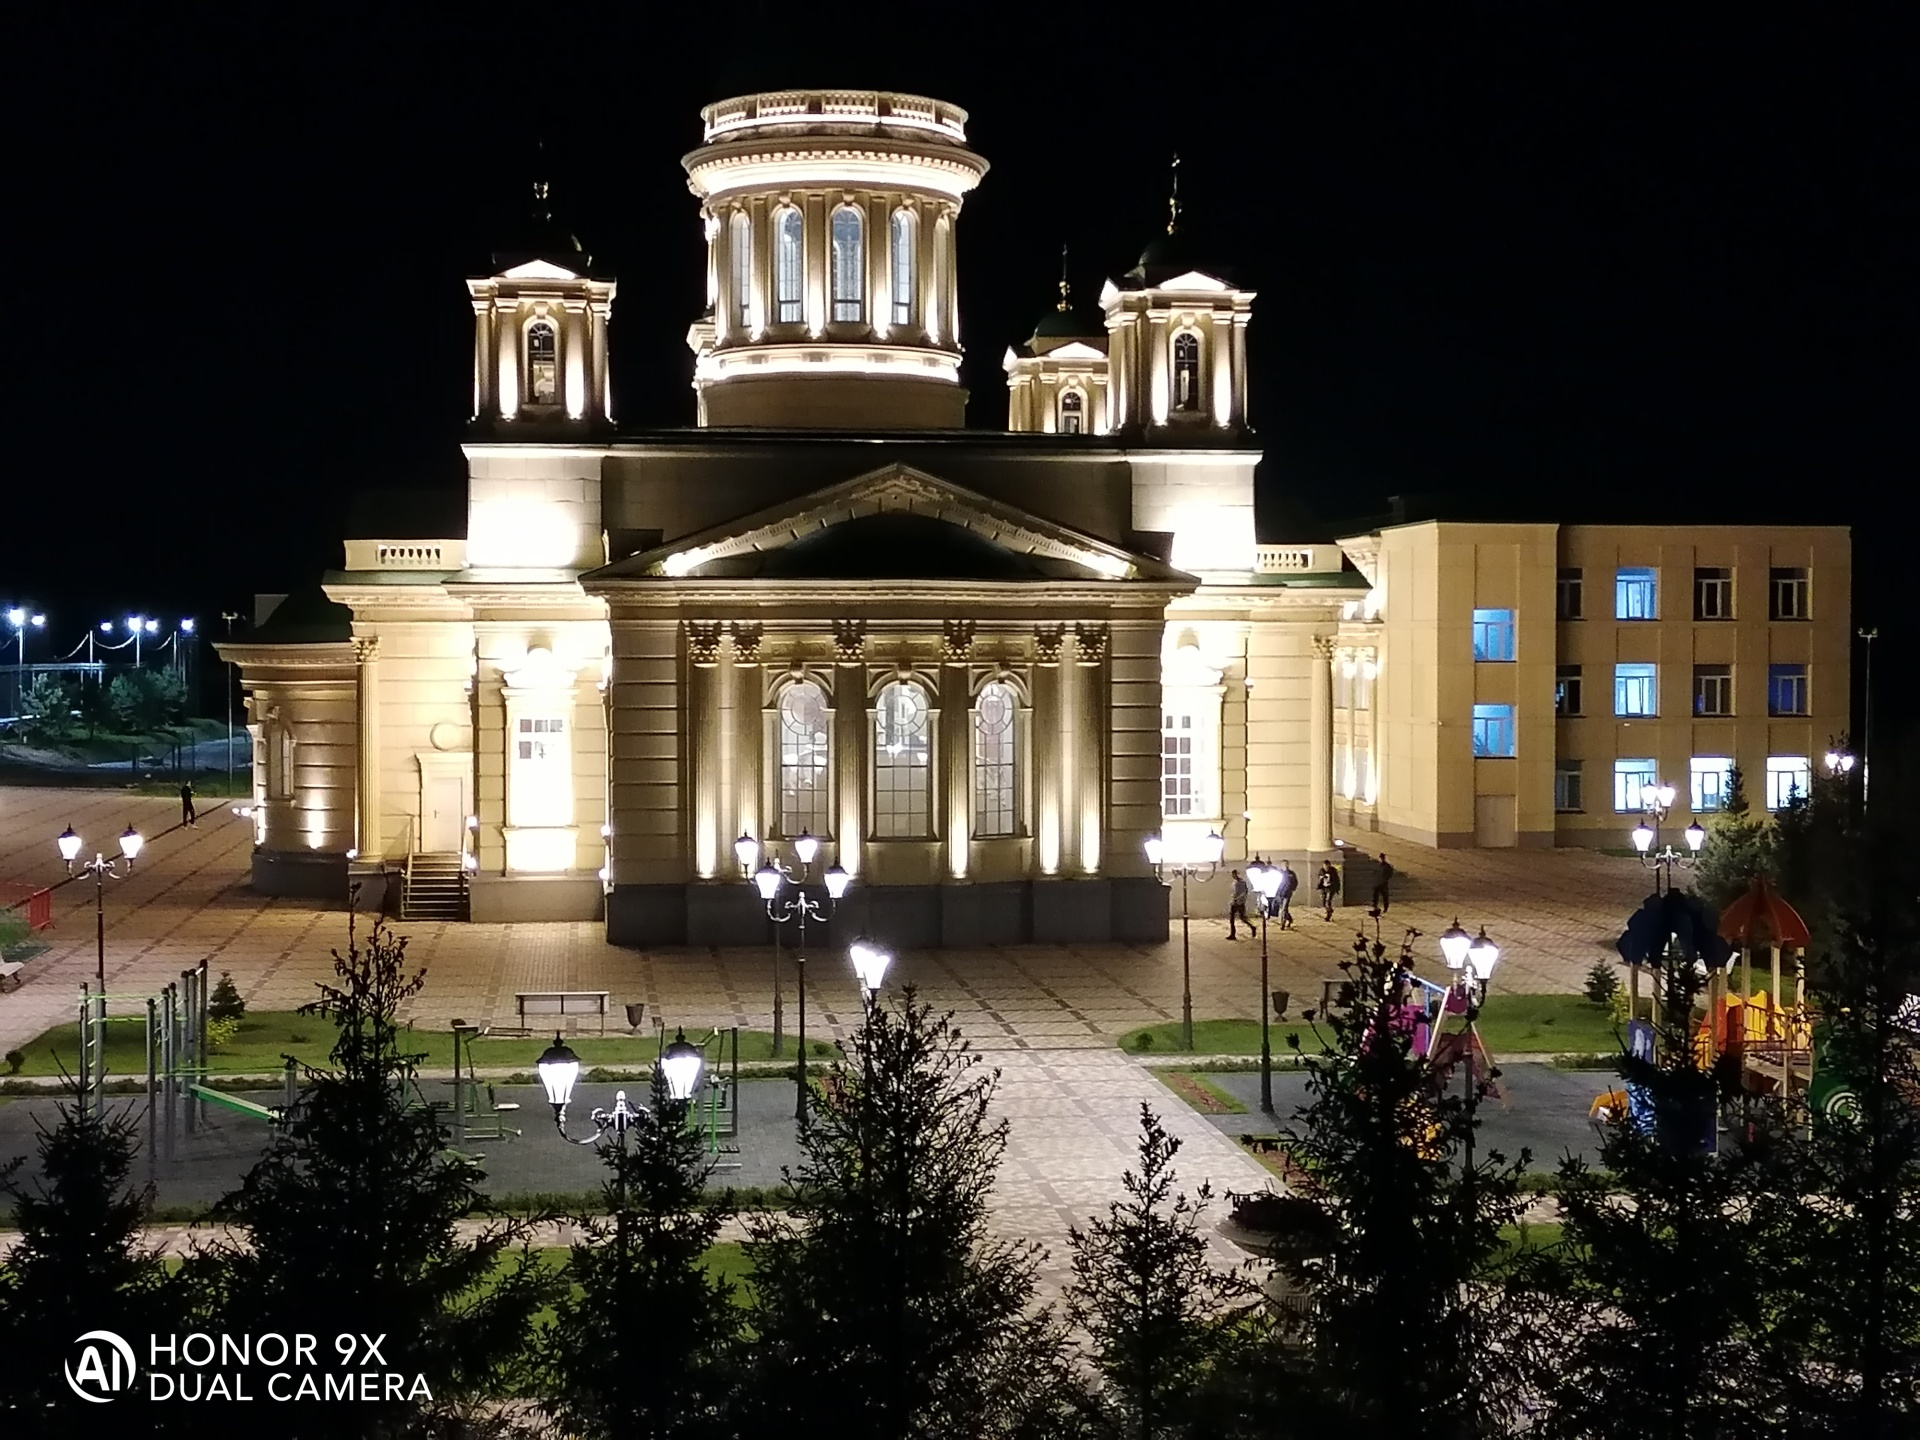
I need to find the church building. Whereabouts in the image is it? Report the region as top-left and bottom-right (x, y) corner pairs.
(220, 88), (1851, 946)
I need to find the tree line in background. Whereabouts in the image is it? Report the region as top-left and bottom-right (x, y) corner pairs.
(10, 668), (188, 747)
(3, 763), (1918, 1438)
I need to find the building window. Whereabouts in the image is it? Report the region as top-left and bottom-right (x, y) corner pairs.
(830, 206), (864, 323)
(526, 320), (558, 405)
(1691, 755), (1734, 813)
(872, 680), (931, 837)
(1614, 757), (1657, 813)
(1555, 760), (1584, 813)
(1768, 663), (1809, 716)
(1555, 665), (1583, 717)
(1161, 710), (1201, 817)
(890, 209), (916, 326)
(728, 210), (751, 329)
(1471, 703), (1515, 758)
(1770, 567), (1810, 620)
(1172, 332), (1201, 411)
(1333, 661), (1352, 711)
(1766, 756), (1811, 811)
(776, 682), (830, 836)
(1471, 608), (1516, 662)
(1694, 567), (1734, 620)
(773, 208), (804, 324)
(1557, 568), (1583, 620)
(512, 716), (570, 826)
(1060, 389), (1085, 434)
(267, 725), (294, 800)
(972, 681), (1018, 838)
(1616, 567), (1658, 620)
(1693, 664), (1734, 717)
(1614, 663), (1658, 717)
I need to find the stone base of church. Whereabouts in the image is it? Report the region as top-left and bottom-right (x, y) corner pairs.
(607, 877), (1168, 948)
(251, 849), (350, 900)
(470, 874), (606, 923)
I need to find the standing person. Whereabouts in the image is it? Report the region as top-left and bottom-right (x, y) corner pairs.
(180, 781), (197, 828)
(1227, 869), (1250, 939)
(1317, 859), (1340, 921)
(1273, 859), (1298, 930)
(1372, 852), (1394, 913)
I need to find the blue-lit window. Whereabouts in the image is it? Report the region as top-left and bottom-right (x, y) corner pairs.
(1614, 758), (1656, 812)
(1471, 704), (1515, 758)
(1616, 567), (1658, 620)
(1691, 756), (1734, 812)
(1614, 663), (1658, 717)
(1471, 609), (1515, 662)
(1768, 664), (1808, 716)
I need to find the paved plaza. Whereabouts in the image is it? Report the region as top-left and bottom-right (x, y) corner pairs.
(1, 785), (1653, 1271)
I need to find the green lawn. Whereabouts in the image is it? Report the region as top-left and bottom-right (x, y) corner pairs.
(1119, 993), (1625, 1058)
(11, 1011), (810, 1078)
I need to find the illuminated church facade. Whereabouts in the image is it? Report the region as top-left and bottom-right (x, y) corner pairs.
(220, 89), (1851, 943)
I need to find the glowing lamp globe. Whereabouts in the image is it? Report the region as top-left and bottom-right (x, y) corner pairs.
(1631, 823), (1655, 854)
(849, 938), (894, 995)
(793, 831), (820, 865)
(733, 833), (759, 870)
(1684, 820), (1706, 853)
(754, 863), (783, 901)
(658, 1029), (705, 1102)
(57, 826), (83, 863)
(824, 863), (850, 900)
(1202, 830), (1226, 865)
(535, 1035), (583, 1113)
(118, 826), (143, 862)
(1439, 918), (1473, 970)
(1143, 832), (1165, 867)
(1466, 927), (1501, 982)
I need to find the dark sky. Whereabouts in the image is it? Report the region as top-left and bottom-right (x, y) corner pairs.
(8, 4), (1915, 733)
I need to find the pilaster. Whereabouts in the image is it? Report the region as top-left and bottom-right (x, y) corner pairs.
(1073, 623), (1108, 874)
(942, 621), (974, 879)
(1309, 635), (1334, 853)
(833, 621), (867, 875)
(353, 636), (380, 857)
(686, 622), (724, 880)
(1032, 625), (1065, 876)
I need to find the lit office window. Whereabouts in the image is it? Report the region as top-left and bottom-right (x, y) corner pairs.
(1162, 710), (1199, 817)
(1766, 756), (1811, 812)
(1690, 756), (1734, 812)
(512, 716), (570, 826)
(1615, 567), (1658, 620)
(1471, 608), (1516, 662)
(1471, 703), (1515, 758)
(1614, 663), (1658, 717)
(873, 680), (931, 837)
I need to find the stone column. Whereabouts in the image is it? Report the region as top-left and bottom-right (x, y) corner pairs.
(805, 194), (827, 335)
(1073, 624), (1108, 875)
(1309, 636), (1334, 854)
(730, 626), (762, 853)
(591, 302), (611, 423)
(564, 301), (588, 421)
(1032, 626), (1065, 876)
(686, 623), (724, 880)
(494, 301), (518, 418)
(833, 623), (867, 876)
(471, 301), (492, 418)
(1211, 318), (1233, 426)
(942, 622), (974, 880)
(353, 637), (380, 858)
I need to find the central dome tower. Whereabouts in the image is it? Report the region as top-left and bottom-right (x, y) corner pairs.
(682, 90), (987, 429)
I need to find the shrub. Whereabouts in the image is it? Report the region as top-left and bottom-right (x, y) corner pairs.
(207, 970), (247, 1022)
(1607, 985), (1631, 1027)
(1134, 1031), (1155, 1052)
(1583, 961), (1621, 1006)
(4, 1048), (23, 1075)
(205, 1017), (240, 1054)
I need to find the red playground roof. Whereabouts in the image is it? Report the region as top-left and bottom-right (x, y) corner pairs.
(1718, 876), (1811, 949)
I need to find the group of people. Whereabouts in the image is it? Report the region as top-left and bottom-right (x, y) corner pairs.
(1226, 852), (1394, 939)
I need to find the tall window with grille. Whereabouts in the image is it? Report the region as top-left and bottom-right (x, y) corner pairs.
(776, 682), (830, 836)
(728, 210), (752, 330)
(872, 680), (931, 837)
(1770, 567), (1810, 620)
(526, 320), (558, 405)
(889, 209), (916, 326)
(1768, 664), (1809, 716)
(830, 206), (864, 323)
(1172, 332), (1201, 411)
(773, 208), (804, 324)
(971, 681), (1017, 838)
(1557, 568), (1584, 620)
(1161, 710), (1199, 817)
(1694, 567), (1734, 620)
(1693, 664), (1734, 716)
(1616, 567), (1658, 620)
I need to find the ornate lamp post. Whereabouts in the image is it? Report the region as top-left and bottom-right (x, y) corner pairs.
(1630, 782), (1705, 894)
(733, 833), (782, 1054)
(1245, 857), (1285, 1113)
(536, 1027), (706, 1146)
(848, 937), (893, 1013)
(1436, 920), (1500, 1181)
(57, 823), (144, 1108)
(744, 832), (850, 1121)
(1144, 828), (1224, 1051)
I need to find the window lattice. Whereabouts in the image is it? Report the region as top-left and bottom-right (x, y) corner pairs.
(729, 211), (751, 329)
(1161, 711), (1197, 817)
(527, 320), (558, 405)
(831, 207), (864, 323)
(972, 682), (1017, 838)
(777, 683), (830, 836)
(774, 209), (804, 324)
(1172, 332), (1201, 411)
(890, 210), (915, 326)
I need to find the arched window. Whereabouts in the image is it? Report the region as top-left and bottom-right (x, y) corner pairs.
(890, 209), (916, 326)
(728, 210), (751, 330)
(972, 681), (1018, 837)
(774, 208), (804, 325)
(1172, 332), (1200, 411)
(1060, 389), (1085, 434)
(527, 320), (558, 405)
(777, 682), (830, 836)
(830, 206), (864, 323)
(872, 680), (931, 837)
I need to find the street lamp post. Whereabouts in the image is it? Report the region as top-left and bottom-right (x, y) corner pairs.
(1858, 626), (1877, 809)
(535, 1027), (706, 1147)
(1246, 858), (1285, 1113)
(1629, 782), (1705, 894)
(7, 606), (46, 667)
(57, 823), (144, 1112)
(743, 832), (850, 1121)
(1144, 828), (1225, 1051)
(1436, 921), (1501, 1184)
(733, 834), (781, 1054)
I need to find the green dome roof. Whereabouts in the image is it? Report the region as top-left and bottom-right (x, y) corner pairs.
(248, 586), (354, 646)
(1030, 305), (1104, 342)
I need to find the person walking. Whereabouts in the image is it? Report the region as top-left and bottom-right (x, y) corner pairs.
(1372, 852), (1394, 913)
(1228, 869), (1250, 939)
(1316, 859), (1340, 921)
(180, 781), (197, 828)
(1273, 858), (1298, 930)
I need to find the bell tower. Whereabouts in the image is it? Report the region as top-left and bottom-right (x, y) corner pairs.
(467, 180), (618, 434)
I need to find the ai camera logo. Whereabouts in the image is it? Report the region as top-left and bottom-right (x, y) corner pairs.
(66, 1330), (138, 1403)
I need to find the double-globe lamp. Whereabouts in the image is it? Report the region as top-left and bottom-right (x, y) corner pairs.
(1437, 918), (1501, 987)
(535, 1027), (706, 1140)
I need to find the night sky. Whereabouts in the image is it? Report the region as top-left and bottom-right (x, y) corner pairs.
(9, 6), (1915, 735)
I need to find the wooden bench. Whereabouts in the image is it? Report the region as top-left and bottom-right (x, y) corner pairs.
(0, 958), (24, 992)
(514, 990), (611, 1034)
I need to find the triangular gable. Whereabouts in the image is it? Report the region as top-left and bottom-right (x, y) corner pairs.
(584, 464), (1194, 585)
(1045, 340), (1108, 362)
(499, 257), (583, 282)
(1156, 269), (1231, 294)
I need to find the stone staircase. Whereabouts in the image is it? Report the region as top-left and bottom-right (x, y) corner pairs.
(402, 851), (468, 921)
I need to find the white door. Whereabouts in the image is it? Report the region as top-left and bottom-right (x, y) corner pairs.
(424, 775), (465, 852)
(1473, 795), (1517, 848)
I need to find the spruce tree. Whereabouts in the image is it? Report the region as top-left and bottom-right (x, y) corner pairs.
(201, 915), (558, 1438)
(1278, 928), (1531, 1438)
(740, 989), (1084, 1440)
(538, 1068), (742, 1440)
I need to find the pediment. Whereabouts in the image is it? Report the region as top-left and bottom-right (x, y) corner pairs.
(499, 258), (582, 282)
(583, 465), (1194, 587)
(1157, 269), (1231, 294)
(1046, 341), (1108, 362)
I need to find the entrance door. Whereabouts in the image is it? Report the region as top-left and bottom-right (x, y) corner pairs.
(1473, 794), (1517, 849)
(424, 775), (466, 852)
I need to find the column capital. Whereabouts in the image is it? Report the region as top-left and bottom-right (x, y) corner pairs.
(1073, 622), (1109, 666)
(1034, 624), (1065, 667)
(941, 619), (976, 665)
(832, 619), (867, 665)
(686, 622), (724, 668)
(352, 636), (380, 664)
(729, 622), (763, 667)
(1312, 634), (1337, 661)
